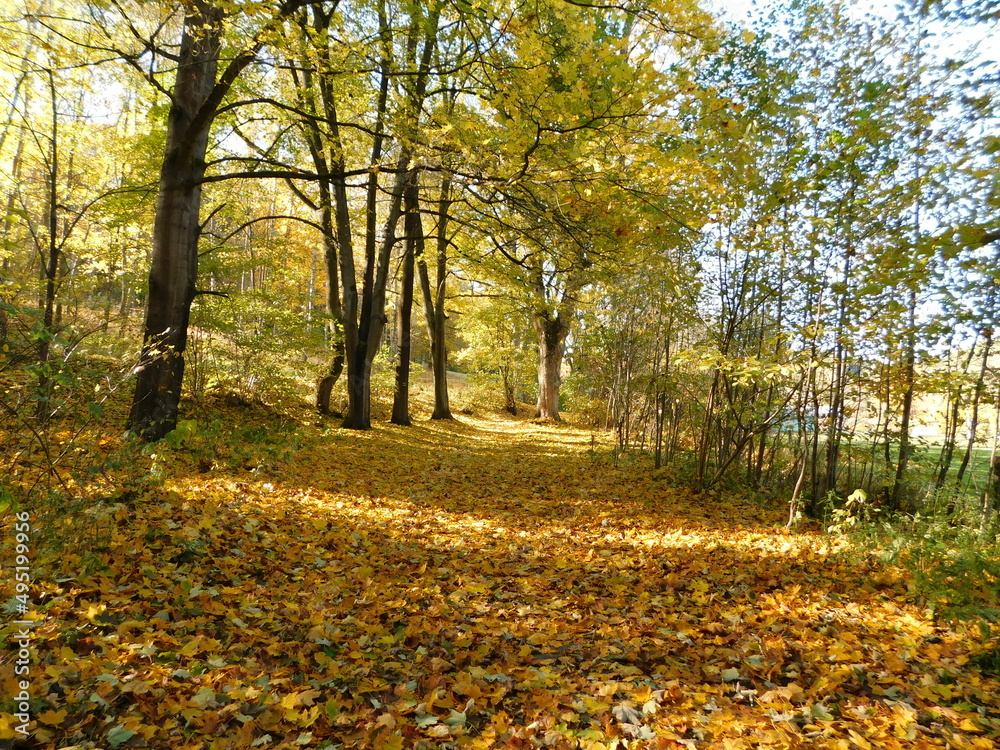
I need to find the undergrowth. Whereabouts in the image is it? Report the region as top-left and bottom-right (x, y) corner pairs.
(829, 485), (1000, 626)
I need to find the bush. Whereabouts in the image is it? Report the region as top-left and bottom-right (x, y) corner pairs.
(0, 294), (145, 561)
(831, 486), (1000, 623)
(186, 290), (328, 405)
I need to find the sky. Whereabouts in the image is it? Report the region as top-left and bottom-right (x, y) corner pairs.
(709, 0), (997, 61)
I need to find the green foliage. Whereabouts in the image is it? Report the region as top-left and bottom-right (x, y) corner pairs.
(450, 371), (537, 416)
(140, 405), (306, 477)
(913, 541), (1000, 623)
(833, 487), (1000, 623)
(455, 296), (536, 413)
(187, 290), (327, 404)
(0, 0), (996, 598)
(827, 488), (879, 533)
(164, 419), (198, 450)
(0, 294), (143, 557)
(971, 646), (1000, 677)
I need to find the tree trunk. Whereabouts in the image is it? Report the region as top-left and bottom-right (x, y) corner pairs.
(293, 26), (346, 416)
(533, 310), (568, 421)
(787, 387), (810, 526)
(697, 371), (719, 486)
(501, 365), (517, 414)
(957, 327), (993, 485)
(890, 288), (918, 510)
(391, 176), (419, 426)
(316, 335), (345, 416)
(36, 70), (59, 422)
(936, 336), (976, 487)
(341, 155), (409, 429)
(314, 185), (345, 414)
(128, 4), (223, 440)
(983, 386), (1000, 530)
(343, 354), (373, 429)
(417, 177), (453, 419)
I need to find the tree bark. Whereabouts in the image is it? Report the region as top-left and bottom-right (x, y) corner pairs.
(342, 0), (438, 428)
(341, 154), (409, 429)
(312, 162), (346, 415)
(391, 176), (420, 426)
(128, 0), (313, 439)
(340, 8), (395, 431)
(417, 177), (453, 419)
(533, 310), (569, 421)
(36, 70), (59, 422)
(957, 327), (993, 485)
(937, 335), (977, 487)
(890, 287), (918, 510)
(128, 3), (223, 440)
(291, 4), (349, 416)
(316, 336), (345, 416)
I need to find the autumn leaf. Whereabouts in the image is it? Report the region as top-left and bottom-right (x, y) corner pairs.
(5, 410), (999, 750)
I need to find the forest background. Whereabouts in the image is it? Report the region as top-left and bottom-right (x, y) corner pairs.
(1, 0), (1000, 745)
(3, 0), (999, 525)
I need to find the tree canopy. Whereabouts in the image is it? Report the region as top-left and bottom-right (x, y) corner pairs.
(2, 0), (1000, 743)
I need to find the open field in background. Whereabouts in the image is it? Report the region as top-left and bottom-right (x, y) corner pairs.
(830, 438), (995, 508)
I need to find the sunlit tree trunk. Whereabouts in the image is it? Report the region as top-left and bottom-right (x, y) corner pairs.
(936, 335), (977, 488)
(531, 263), (582, 422)
(890, 288), (918, 510)
(290, 9), (347, 416)
(823, 239), (855, 498)
(957, 328), (993, 485)
(534, 309), (569, 421)
(35, 70), (60, 422)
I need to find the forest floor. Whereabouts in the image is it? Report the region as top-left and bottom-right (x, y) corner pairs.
(2, 398), (1000, 749)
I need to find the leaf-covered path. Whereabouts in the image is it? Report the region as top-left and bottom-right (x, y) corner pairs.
(3, 412), (999, 749)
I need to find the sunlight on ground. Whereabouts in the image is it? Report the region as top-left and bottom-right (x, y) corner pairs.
(2, 410), (998, 748)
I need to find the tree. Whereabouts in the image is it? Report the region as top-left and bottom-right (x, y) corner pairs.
(128, 0), (318, 440)
(416, 173), (456, 419)
(463, 0), (714, 421)
(282, 0), (452, 429)
(0, 10), (131, 421)
(127, 1), (226, 439)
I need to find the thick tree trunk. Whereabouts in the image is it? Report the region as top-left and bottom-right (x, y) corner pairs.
(429, 329), (451, 418)
(343, 352), (373, 429)
(341, 156), (409, 429)
(534, 311), (568, 421)
(129, 5), (222, 440)
(338, 8), (393, 430)
(316, 335), (345, 416)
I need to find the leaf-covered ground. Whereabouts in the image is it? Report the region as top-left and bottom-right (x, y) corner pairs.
(3, 408), (1000, 749)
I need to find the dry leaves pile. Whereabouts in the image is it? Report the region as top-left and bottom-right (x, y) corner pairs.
(2, 412), (999, 749)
